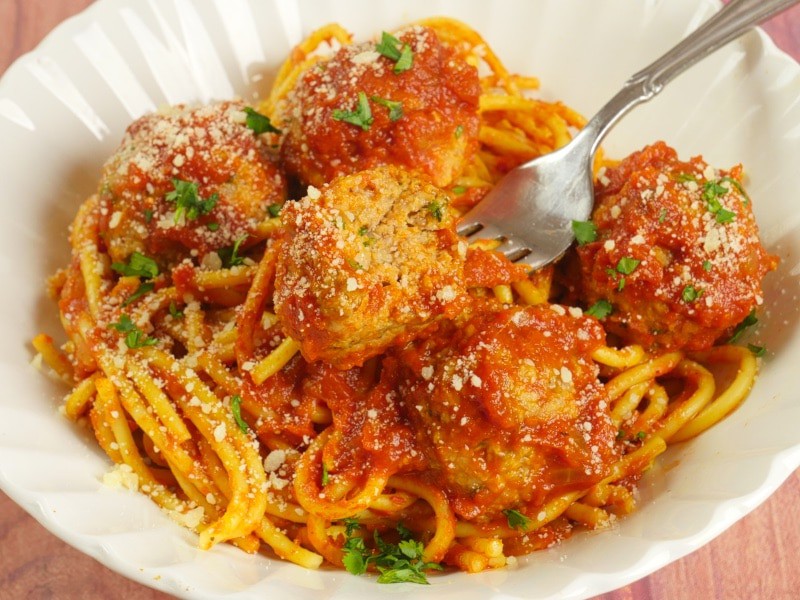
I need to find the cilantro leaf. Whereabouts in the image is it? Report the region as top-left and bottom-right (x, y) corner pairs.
(267, 203), (283, 218)
(111, 251), (159, 279)
(454, 124), (464, 138)
(243, 107), (281, 134)
(747, 343), (766, 357)
(502, 508), (530, 531)
(332, 91), (374, 131)
(371, 95), (403, 121)
(165, 179), (218, 223)
(230, 395), (249, 433)
(585, 299), (613, 319)
(572, 220), (597, 245)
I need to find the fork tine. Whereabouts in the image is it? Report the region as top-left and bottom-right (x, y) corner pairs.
(493, 237), (533, 263)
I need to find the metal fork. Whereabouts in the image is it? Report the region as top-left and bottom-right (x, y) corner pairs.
(456, 0), (800, 270)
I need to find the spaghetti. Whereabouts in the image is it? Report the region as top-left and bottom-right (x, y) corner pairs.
(35, 18), (774, 583)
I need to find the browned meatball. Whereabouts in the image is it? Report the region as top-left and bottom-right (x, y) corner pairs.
(273, 166), (468, 369)
(277, 26), (480, 187)
(98, 101), (286, 265)
(397, 303), (618, 521)
(576, 142), (777, 351)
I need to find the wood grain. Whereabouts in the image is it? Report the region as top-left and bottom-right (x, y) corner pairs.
(1, 1), (798, 598)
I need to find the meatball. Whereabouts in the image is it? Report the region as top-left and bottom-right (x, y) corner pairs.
(98, 101), (286, 265)
(277, 25), (480, 187)
(576, 142), (777, 351)
(397, 303), (618, 521)
(274, 166), (469, 369)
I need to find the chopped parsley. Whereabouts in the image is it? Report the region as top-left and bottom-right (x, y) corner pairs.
(427, 201), (443, 221)
(451, 185), (467, 195)
(143, 208), (154, 223)
(122, 282), (154, 307)
(747, 343), (766, 357)
(571, 220), (597, 245)
(585, 299), (613, 319)
(341, 523), (442, 584)
(658, 208), (668, 224)
(371, 95), (403, 121)
(673, 172), (698, 183)
(230, 395), (249, 433)
(358, 225), (369, 236)
(206, 222), (220, 231)
(168, 301), (184, 319)
(729, 309), (758, 343)
(111, 251), (159, 279)
(243, 107), (281, 134)
(165, 179), (218, 223)
(502, 508), (530, 531)
(454, 124), (464, 138)
(616, 257), (640, 275)
(702, 260), (713, 272)
(376, 31), (414, 73)
(702, 179), (736, 224)
(321, 463), (330, 486)
(332, 91), (374, 131)
(218, 236), (247, 268)
(267, 203), (283, 218)
(108, 314), (157, 349)
(681, 284), (701, 303)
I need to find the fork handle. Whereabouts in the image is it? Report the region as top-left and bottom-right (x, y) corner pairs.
(582, 0), (800, 156)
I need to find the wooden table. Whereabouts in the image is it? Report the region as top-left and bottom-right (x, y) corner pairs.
(1, 1), (798, 598)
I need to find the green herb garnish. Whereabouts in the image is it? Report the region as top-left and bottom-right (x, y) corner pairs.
(729, 309), (758, 343)
(321, 463), (330, 486)
(243, 107), (281, 134)
(206, 222), (220, 231)
(571, 220), (597, 245)
(616, 257), (640, 275)
(165, 179), (218, 223)
(111, 251), (159, 279)
(218, 236), (247, 268)
(702, 179), (736, 224)
(168, 301), (184, 319)
(122, 282), (154, 307)
(502, 509), (531, 531)
(702, 260), (712, 272)
(747, 343), (766, 357)
(585, 299), (613, 319)
(341, 523), (442, 584)
(427, 201), (443, 221)
(681, 284), (701, 303)
(376, 31), (414, 73)
(231, 394), (249, 433)
(332, 91), (374, 131)
(371, 95), (403, 121)
(108, 314), (157, 349)
(267, 203), (283, 218)
(454, 124), (464, 138)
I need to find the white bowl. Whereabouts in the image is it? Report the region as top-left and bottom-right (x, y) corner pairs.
(1, 0), (798, 598)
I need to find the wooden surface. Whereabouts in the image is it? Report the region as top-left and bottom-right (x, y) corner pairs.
(1, 1), (799, 598)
